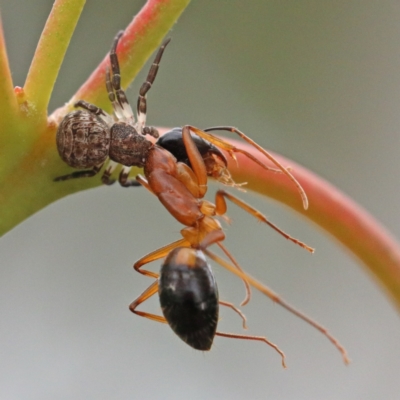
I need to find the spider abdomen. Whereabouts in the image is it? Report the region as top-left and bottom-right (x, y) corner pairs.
(159, 247), (219, 351)
(56, 110), (110, 168)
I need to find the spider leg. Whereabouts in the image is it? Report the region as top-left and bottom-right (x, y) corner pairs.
(100, 160), (118, 185)
(54, 160), (132, 186)
(136, 38), (171, 135)
(74, 100), (114, 125)
(118, 166), (141, 187)
(54, 162), (104, 182)
(108, 31), (135, 122)
(105, 66), (125, 121)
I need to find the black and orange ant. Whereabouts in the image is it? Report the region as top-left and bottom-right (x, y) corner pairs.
(54, 31), (349, 366)
(129, 125), (349, 367)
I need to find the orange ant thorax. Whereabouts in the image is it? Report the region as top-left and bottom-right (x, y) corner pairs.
(180, 216), (223, 248)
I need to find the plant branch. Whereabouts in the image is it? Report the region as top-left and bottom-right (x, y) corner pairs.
(24, 0), (86, 117)
(0, 0), (192, 236)
(0, 16), (18, 133)
(225, 139), (400, 313)
(1, 0), (399, 317)
(52, 0), (191, 120)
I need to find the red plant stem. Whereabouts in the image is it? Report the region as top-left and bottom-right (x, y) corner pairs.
(70, 0), (190, 112)
(224, 138), (400, 312)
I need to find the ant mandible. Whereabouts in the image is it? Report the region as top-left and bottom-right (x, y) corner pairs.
(129, 125), (350, 367)
(54, 31), (308, 210)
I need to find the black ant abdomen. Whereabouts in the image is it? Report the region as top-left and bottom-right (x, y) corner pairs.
(159, 247), (218, 351)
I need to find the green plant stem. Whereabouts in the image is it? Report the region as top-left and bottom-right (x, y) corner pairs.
(0, 0), (192, 235)
(0, 16), (18, 133)
(24, 0), (86, 118)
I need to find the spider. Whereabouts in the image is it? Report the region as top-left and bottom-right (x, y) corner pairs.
(55, 31), (169, 187)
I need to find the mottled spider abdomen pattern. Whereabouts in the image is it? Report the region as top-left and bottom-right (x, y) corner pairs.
(56, 110), (110, 168)
(159, 247), (219, 351)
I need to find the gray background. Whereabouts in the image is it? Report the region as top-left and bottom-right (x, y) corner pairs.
(1, 1), (400, 399)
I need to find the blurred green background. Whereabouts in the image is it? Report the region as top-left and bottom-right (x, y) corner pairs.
(1, 1), (400, 399)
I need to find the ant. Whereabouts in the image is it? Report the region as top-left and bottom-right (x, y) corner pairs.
(54, 30), (349, 365)
(54, 31), (308, 210)
(129, 125), (350, 367)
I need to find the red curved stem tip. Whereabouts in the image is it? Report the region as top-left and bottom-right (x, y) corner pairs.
(222, 138), (400, 312)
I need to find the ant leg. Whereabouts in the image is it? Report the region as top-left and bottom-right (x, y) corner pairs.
(195, 230), (252, 306)
(175, 162), (203, 198)
(108, 31), (135, 122)
(129, 280), (167, 324)
(216, 331), (286, 368)
(187, 125), (282, 174)
(134, 238), (190, 279)
(181, 126), (208, 197)
(189, 125), (308, 210)
(215, 189), (314, 253)
(218, 242), (252, 307)
(137, 173), (187, 194)
(203, 248), (350, 365)
(219, 300), (248, 329)
(54, 162), (104, 182)
(135, 175), (154, 193)
(136, 38), (171, 134)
